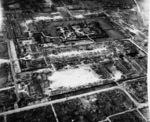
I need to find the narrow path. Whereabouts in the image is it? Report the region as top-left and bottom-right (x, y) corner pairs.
(136, 108), (148, 121)
(51, 104), (59, 122)
(7, 40), (19, 107)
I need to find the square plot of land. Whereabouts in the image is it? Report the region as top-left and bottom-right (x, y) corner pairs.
(106, 30), (124, 39)
(0, 42), (9, 59)
(7, 105), (56, 122)
(0, 88), (17, 113)
(139, 107), (150, 122)
(110, 110), (146, 122)
(123, 78), (148, 103)
(53, 89), (136, 122)
(48, 66), (100, 89)
(0, 62), (13, 89)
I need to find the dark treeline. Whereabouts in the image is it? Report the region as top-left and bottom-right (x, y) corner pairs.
(2, 0), (46, 11)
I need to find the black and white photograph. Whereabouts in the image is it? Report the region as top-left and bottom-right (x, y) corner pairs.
(0, 0), (149, 122)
